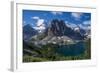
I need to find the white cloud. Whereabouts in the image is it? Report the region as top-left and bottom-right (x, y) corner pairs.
(65, 21), (79, 29)
(78, 24), (90, 30)
(37, 19), (45, 26)
(31, 16), (39, 20)
(33, 26), (45, 30)
(33, 25), (45, 33)
(51, 11), (63, 15)
(65, 20), (90, 31)
(33, 19), (46, 33)
(67, 23), (78, 28)
(71, 12), (83, 20)
(83, 20), (91, 25)
(31, 16), (46, 33)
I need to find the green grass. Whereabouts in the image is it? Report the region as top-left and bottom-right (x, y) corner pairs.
(23, 55), (49, 62)
(23, 39), (91, 62)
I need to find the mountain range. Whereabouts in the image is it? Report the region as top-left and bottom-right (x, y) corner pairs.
(23, 19), (90, 45)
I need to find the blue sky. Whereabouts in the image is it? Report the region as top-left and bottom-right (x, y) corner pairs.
(23, 10), (91, 30)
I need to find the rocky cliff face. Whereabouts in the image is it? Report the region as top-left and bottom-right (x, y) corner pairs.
(48, 19), (66, 36)
(47, 19), (85, 40)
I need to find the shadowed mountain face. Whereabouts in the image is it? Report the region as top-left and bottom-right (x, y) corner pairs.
(48, 19), (66, 36)
(47, 19), (85, 40)
(23, 24), (38, 40)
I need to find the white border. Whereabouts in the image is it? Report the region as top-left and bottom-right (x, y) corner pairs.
(11, 1), (97, 72)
